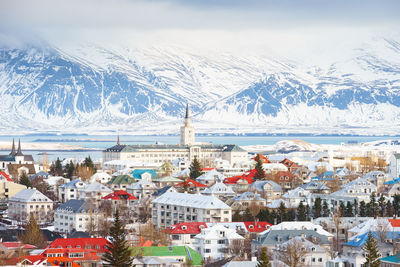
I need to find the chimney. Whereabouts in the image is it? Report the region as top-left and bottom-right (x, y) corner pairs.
(251, 256), (257, 262)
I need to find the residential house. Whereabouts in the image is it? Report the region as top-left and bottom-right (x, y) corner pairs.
(196, 169), (226, 186)
(58, 179), (87, 203)
(202, 181), (235, 198)
(0, 172), (26, 199)
(126, 174), (159, 199)
(79, 182), (113, 201)
(101, 190), (138, 206)
(280, 158), (300, 172)
(54, 199), (103, 233)
(273, 171), (300, 191)
(226, 192), (267, 211)
(282, 187), (312, 207)
(381, 254), (400, 267)
(273, 236), (329, 267)
(106, 174), (135, 191)
(131, 169), (158, 180)
(175, 179), (207, 193)
(89, 172), (112, 184)
(152, 176), (183, 187)
(47, 238), (108, 255)
(193, 224), (244, 260)
(330, 177), (377, 203)
(151, 192), (232, 228)
(249, 180), (283, 200)
(389, 153), (400, 180)
(300, 180), (331, 194)
(8, 188), (53, 224)
(42, 247), (102, 267)
(0, 242), (36, 258)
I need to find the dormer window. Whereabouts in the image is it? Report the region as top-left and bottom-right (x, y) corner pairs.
(181, 225), (187, 230)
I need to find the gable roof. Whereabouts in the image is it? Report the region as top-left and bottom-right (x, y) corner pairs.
(55, 199), (91, 213)
(9, 188), (52, 203)
(102, 190), (137, 200)
(175, 179), (207, 188)
(0, 171), (13, 182)
(59, 178), (87, 189)
(107, 174), (135, 185)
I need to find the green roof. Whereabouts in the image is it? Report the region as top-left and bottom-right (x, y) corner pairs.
(107, 175), (136, 185)
(132, 246), (202, 266)
(381, 254), (400, 263)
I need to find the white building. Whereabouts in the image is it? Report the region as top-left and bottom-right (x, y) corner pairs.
(89, 172), (112, 184)
(79, 182), (113, 201)
(102, 106), (248, 166)
(151, 192), (232, 229)
(196, 169), (226, 186)
(193, 224), (244, 260)
(58, 178), (87, 203)
(330, 177), (377, 203)
(54, 199), (102, 233)
(202, 181), (235, 198)
(8, 188), (53, 224)
(126, 175), (158, 199)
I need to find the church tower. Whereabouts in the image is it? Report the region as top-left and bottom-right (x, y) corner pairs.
(180, 104), (195, 146)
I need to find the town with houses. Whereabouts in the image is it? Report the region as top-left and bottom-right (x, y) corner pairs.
(0, 106), (400, 267)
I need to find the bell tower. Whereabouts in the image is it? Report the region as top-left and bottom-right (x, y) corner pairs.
(180, 104), (195, 146)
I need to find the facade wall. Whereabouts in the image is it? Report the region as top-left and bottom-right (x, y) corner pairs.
(8, 200), (53, 224)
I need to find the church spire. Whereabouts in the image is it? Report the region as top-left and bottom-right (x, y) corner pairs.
(10, 139), (16, 156)
(117, 135), (120, 146)
(16, 139), (23, 156)
(185, 103), (190, 119)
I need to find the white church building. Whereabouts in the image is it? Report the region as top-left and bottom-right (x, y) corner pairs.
(102, 105), (248, 166)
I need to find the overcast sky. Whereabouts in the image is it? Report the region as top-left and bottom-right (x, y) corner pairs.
(1, 0), (399, 54)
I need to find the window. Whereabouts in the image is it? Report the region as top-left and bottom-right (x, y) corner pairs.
(218, 240), (225, 244)
(205, 249), (211, 253)
(205, 240), (211, 244)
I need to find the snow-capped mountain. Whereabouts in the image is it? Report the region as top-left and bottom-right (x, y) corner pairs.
(1, 36), (400, 135)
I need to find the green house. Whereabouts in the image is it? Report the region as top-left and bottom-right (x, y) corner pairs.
(107, 174), (136, 190)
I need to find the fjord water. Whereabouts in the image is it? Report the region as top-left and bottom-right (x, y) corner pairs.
(0, 134), (399, 162)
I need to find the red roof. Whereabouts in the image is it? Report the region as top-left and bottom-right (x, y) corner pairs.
(47, 238), (108, 253)
(166, 221), (272, 234)
(176, 179), (207, 188)
(389, 219), (400, 227)
(43, 248), (99, 261)
(223, 175), (254, 185)
(201, 168), (216, 172)
(2, 255), (46, 266)
(102, 190), (137, 200)
(0, 171), (13, 182)
(280, 158), (300, 168)
(0, 242), (36, 249)
(47, 257), (81, 267)
(166, 222), (207, 234)
(243, 221), (272, 232)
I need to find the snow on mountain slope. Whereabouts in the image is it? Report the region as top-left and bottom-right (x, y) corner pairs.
(1, 36), (400, 135)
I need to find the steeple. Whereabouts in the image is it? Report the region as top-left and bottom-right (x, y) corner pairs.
(16, 139), (23, 156)
(117, 135), (120, 146)
(185, 103), (190, 119)
(9, 139), (16, 156)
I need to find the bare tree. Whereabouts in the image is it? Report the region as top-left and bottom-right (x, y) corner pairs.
(276, 237), (308, 267)
(332, 208), (342, 252)
(137, 221), (170, 246)
(376, 218), (390, 243)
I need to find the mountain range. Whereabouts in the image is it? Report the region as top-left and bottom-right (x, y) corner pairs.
(1, 37), (400, 135)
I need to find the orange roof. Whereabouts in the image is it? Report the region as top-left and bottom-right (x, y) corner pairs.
(47, 257), (81, 267)
(389, 219), (400, 227)
(0, 241), (36, 249)
(0, 171), (13, 182)
(102, 190), (137, 200)
(252, 154), (270, 163)
(48, 238), (108, 253)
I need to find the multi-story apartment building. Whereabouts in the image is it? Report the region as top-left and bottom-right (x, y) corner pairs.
(151, 192), (232, 229)
(54, 199), (102, 233)
(58, 179), (87, 203)
(8, 188), (53, 224)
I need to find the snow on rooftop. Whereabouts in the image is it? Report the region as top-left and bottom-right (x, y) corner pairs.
(152, 191), (231, 209)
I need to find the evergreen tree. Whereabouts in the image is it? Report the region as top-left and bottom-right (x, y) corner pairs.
(305, 204), (311, 221)
(312, 197), (322, 218)
(367, 192), (378, 218)
(232, 210), (242, 222)
(393, 194), (400, 217)
(64, 160), (75, 178)
(256, 209), (271, 223)
(297, 201), (307, 221)
(243, 208), (255, 221)
(378, 195), (386, 217)
(189, 157), (203, 179)
(287, 209), (296, 221)
(102, 210), (133, 267)
(19, 213), (46, 248)
(359, 201), (367, 217)
(254, 154), (266, 180)
(363, 232), (381, 267)
(344, 201), (354, 217)
(385, 200), (394, 217)
(339, 202), (346, 217)
(54, 158), (63, 176)
(19, 172), (31, 187)
(278, 202), (287, 223)
(270, 210), (278, 224)
(84, 156), (94, 170)
(322, 200), (330, 217)
(257, 247), (271, 267)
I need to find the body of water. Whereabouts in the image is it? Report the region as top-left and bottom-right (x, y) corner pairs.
(0, 134), (399, 162)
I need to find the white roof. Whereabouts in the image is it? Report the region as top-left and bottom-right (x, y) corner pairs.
(90, 172), (111, 182)
(10, 188), (53, 203)
(266, 199), (296, 209)
(222, 261), (258, 267)
(196, 169), (226, 182)
(175, 168), (190, 178)
(82, 182), (112, 193)
(282, 187), (311, 199)
(262, 163), (288, 171)
(44, 176), (68, 186)
(202, 181), (234, 195)
(268, 222), (333, 237)
(195, 224), (244, 240)
(348, 218), (395, 238)
(152, 192), (231, 209)
(127, 180), (157, 190)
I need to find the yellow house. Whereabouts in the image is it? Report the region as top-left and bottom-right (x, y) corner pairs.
(0, 180), (27, 199)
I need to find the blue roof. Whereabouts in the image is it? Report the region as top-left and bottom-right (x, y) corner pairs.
(381, 254), (400, 263)
(344, 231), (400, 247)
(131, 169), (157, 180)
(384, 178), (400, 185)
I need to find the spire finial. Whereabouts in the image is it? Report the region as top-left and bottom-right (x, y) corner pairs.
(16, 139), (23, 156)
(10, 138), (16, 156)
(117, 135), (120, 146)
(185, 103), (189, 119)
